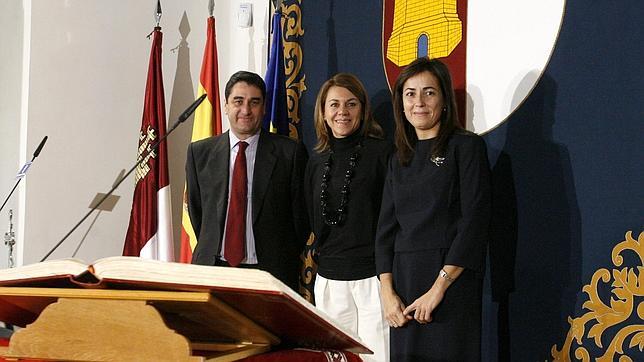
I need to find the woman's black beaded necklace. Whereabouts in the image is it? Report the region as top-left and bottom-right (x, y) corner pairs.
(320, 141), (362, 226)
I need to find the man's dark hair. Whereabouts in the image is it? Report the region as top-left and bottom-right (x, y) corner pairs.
(224, 71), (266, 102)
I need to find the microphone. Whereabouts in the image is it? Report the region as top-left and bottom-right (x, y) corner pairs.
(177, 93), (208, 124)
(40, 95), (207, 262)
(0, 136), (49, 213)
(33, 136), (48, 158)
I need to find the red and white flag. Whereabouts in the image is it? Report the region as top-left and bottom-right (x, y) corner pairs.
(123, 27), (174, 261)
(179, 16), (223, 263)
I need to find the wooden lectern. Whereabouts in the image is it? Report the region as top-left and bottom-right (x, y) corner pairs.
(0, 258), (370, 361)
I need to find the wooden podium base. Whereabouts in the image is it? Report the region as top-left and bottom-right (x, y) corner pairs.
(0, 288), (276, 361)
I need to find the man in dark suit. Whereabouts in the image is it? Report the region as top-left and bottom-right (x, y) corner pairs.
(185, 71), (309, 291)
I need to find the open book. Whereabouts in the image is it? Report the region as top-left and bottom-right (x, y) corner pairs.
(0, 256), (370, 354)
(0, 256), (291, 291)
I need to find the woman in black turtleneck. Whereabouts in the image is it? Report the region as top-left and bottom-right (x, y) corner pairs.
(304, 73), (393, 362)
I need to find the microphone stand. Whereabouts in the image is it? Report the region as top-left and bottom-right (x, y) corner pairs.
(0, 136), (48, 213)
(2, 214), (15, 332)
(4, 210), (15, 268)
(40, 94), (207, 262)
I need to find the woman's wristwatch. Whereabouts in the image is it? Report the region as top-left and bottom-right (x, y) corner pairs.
(439, 269), (455, 282)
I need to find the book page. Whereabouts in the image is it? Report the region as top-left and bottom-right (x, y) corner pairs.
(0, 259), (89, 284)
(91, 256), (288, 292)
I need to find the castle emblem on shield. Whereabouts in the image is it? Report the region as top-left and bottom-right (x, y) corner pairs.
(386, 0), (462, 66)
(382, 0), (467, 124)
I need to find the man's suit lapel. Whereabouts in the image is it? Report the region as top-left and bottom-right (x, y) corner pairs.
(212, 132), (231, 229)
(252, 131), (277, 223)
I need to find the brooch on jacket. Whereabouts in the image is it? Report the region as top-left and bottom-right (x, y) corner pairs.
(430, 156), (446, 167)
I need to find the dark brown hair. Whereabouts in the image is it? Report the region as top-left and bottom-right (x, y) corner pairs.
(313, 73), (383, 152)
(392, 57), (462, 165)
(225, 71), (266, 102)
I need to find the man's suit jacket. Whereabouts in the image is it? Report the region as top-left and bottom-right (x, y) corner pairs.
(185, 129), (309, 290)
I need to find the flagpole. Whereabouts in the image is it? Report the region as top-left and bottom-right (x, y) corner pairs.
(267, 1), (273, 65)
(155, 0), (162, 27)
(267, 0), (284, 65)
(40, 94), (207, 262)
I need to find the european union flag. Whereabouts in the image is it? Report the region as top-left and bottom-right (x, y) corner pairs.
(262, 10), (289, 136)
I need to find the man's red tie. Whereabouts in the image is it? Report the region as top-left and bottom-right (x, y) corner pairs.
(224, 141), (248, 267)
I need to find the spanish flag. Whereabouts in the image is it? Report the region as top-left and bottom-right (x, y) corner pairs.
(179, 16), (223, 263)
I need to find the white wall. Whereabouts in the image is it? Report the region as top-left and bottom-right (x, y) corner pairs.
(0, 0), (269, 267)
(0, 1), (24, 268)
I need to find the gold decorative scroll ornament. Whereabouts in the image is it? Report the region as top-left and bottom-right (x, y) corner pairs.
(280, 0), (306, 140)
(278, 0), (315, 302)
(552, 231), (644, 361)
